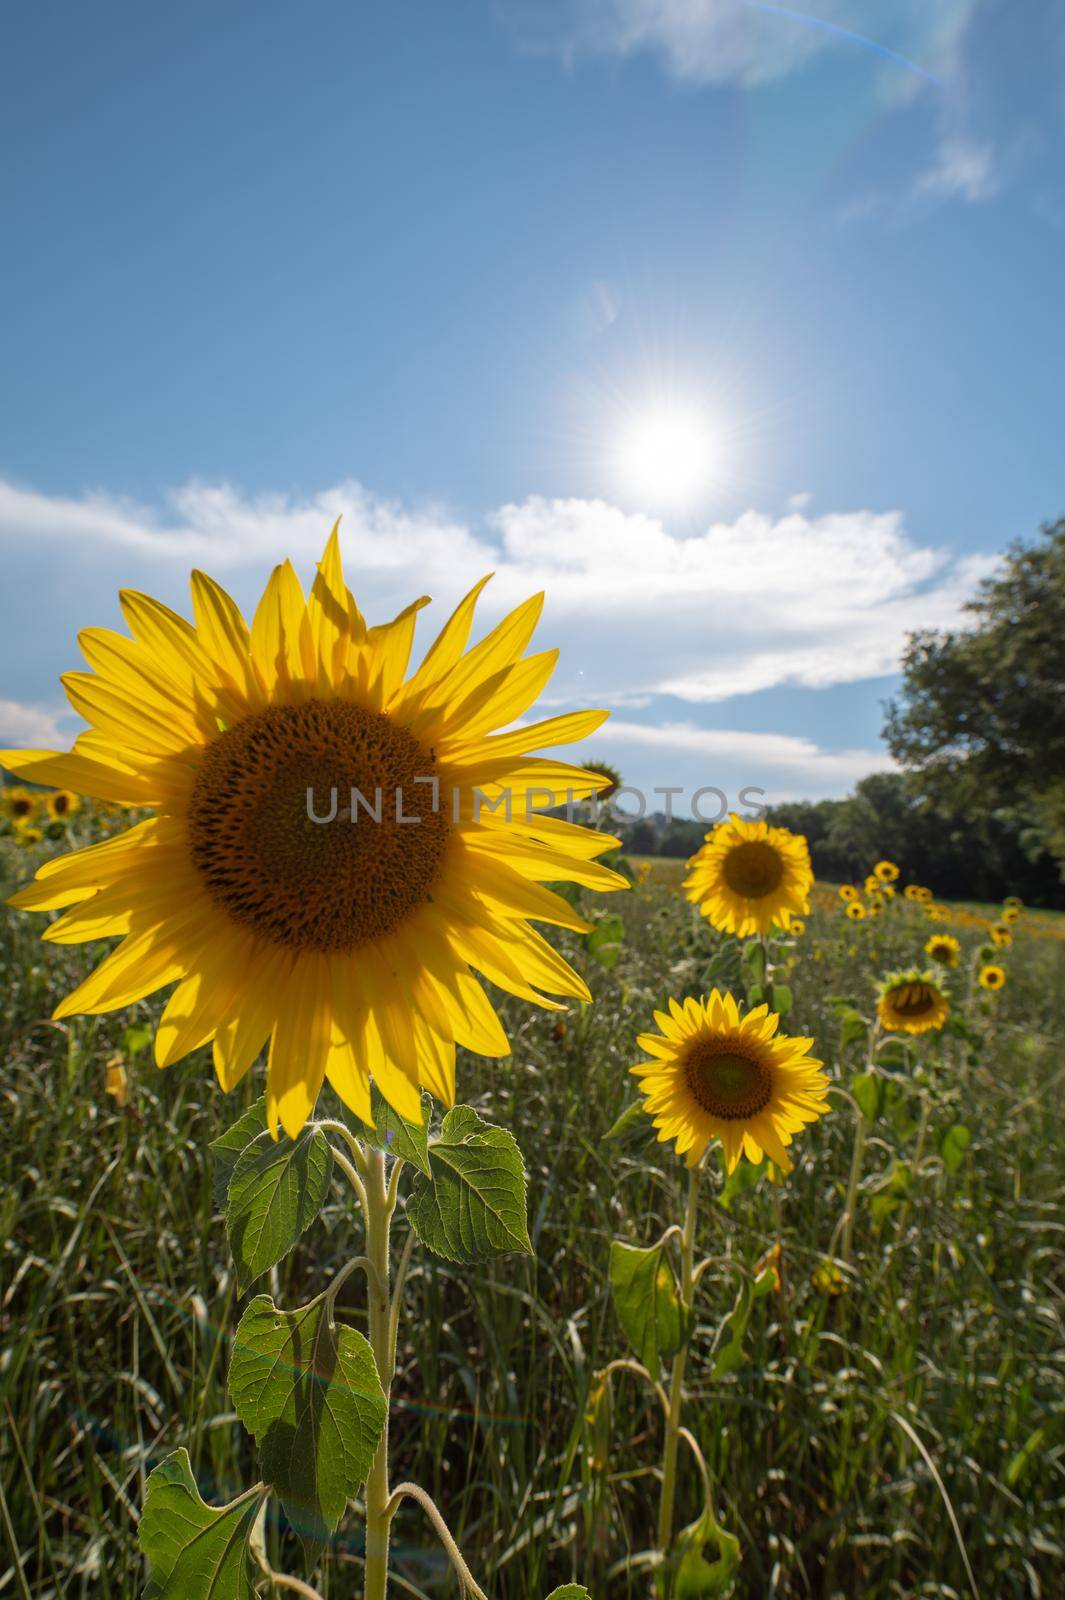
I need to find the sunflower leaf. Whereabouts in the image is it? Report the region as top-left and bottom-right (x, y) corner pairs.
(228, 1293), (386, 1556)
(586, 912), (625, 969)
(406, 1105), (533, 1263)
(360, 1084), (432, 1176)
(544, 1588), (593, 1598)
(668, 1502), (742, 1598)
(225, 1127), (332, 1291)
(209, 1096), (268, 1207)
(710, 1268), (773, 1380)
(604, 1099), (649, 1142)
(139, 1448), (260, 1599)
(940, 1122), (972, 1175)
(609, 1240), (693, 1378)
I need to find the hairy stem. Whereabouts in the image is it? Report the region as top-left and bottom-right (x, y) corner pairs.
(386, 1482), (491, 1600)
(363, 1148), (395, 1600)
(656, 1162), (700, 1556)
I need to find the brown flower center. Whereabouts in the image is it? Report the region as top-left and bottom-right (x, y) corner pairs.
(889, 981), (938, 1018)
(722, 841), (784, 900)
(187, 700), (448, 953)
(684, 1042), (772, 1121)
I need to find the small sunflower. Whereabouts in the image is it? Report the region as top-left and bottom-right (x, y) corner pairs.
(864, 875), (880, 895)
(17, 825), (44, 848)
(990, 923), (1013, 948)
(904, 884), (923, 902)
(978, 964), (1006, 992)
(874, 860), (899, 883)
(5, 786), (38, 822)
(845, 901), (866, 922)
(1003, 896), (1023, 913)
(631, 989), (829, 1173)
(915, 886), (933, 903)
(877, 969), (950, 1036)
(3, 528), (627, 1139)
(46, 789), (81, 821)
(838, 884), (860, 903)
(880, 882), (896, 899)
(684, 815), (812, 938)
(924, 933), (960, 967)
(789, 918), (806, 937)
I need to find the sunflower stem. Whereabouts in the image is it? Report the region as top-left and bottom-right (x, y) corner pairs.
(362, 1147), (395, 1600)
(656, 1162), (701, 1561)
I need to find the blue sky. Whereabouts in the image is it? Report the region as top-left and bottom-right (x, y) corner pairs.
(2, 0), (1063, 809)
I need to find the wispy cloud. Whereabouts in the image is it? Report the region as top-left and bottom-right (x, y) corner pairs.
(0, 699), (70, 748)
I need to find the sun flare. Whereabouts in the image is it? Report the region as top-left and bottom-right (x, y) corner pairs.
(617, 404), (718, 508)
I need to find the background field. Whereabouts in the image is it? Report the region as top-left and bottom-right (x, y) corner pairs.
(2, 828), (1063, 1599)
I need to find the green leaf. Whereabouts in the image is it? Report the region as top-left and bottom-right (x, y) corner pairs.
(670, 1503), (742, 1598)
(360, 1084), (432, 1176)
(228, 1294), (386, 1554)
(940, 1123), (972, 1175)
(745, 983), (765, 1007)
(710, 1266), (772, 1380)
(586, 913), (624, 969)
(604, 1100), (649, 1142)
(122, 1022), (154, 1058)
(850, 1071), (880, 1123)
(769, 983), (792, 1016)
(740, 940), (766, 983)
(609, 1240), (693, 1378)
(139, 1448), (260, 1599)
(225, 1127), (332, 1291)
(545, 1589), (593, 1599)
(834, 1005), (868, 1049)
(209, 1097), (268, 1207)
(717, 1155), (767, 1213)
(407, 1105), (533, 1263)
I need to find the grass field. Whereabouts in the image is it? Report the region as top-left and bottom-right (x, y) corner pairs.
(2, 826), (1063, 1598)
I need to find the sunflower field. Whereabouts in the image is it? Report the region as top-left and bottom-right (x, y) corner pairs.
(1, 546), (1063, 1600)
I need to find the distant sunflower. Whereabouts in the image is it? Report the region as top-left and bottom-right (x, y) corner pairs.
(1003, 896), (1023, 913)
(877, 970), (950, 1036)
(17, 825), (44, 847)
(5, 786), (38, 822)
(845, 901), (866, 922)
(1001, 905), (1020, 925)
(925, 933), (960, 967)
(3, 528), (626, 1138)
(631, 989), (829, 1173)
(789, 918), (806, 937)
(46, 789), (81, 822)
(904, 884), (924, 902)
(880, 882), (896, 899)
(864, 875), (880, 895)
(979, 964), (1006, 992)
(990, 923), (1013, 948)
(838, 884), (860, 903)
(873, 860), (899, 883)
(915, 887), (933, 903)
(684, 815), (812, 938)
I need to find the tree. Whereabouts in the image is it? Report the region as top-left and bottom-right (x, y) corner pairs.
(885, 519), (1065, 878)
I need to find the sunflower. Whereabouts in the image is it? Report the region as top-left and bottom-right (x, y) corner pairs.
(583, 759), (622, 803)
(845, 901), (866, 922)
(2, 528), (627, 1138)
(5, 786), (38, 822)
(1001, 905), (1020, 925)
(978, 964), (1006, 992)
(990, 923), (1013, 948)
(873, 860), (899, 883)
(684, 815), (812, 938)
(880, 882), (896, 899)
(789, 918), (806, 937)
(925, 933), (960, 967)
(877, 970), (950, 1035)
(903, 884), (923, 902)
(46, 789), (81, 821)
(864, 875), (880, 895)
(17, 825), (44, 848)
(1003, 896), (1023, 913)
(915, 887), (933, 903)
(631, 989), (829, 1173)
(838, 884), (859, 903)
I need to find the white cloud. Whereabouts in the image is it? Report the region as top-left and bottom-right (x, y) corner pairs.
(0, 699), (69, 748)
(0, 475), (996, 710)
(913, 136), (999, 202)
(603, 717), (895, 784)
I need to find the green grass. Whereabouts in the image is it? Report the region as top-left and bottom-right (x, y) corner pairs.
(1, 829), (1063, 1598)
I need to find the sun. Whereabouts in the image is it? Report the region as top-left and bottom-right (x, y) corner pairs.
(617, 404), (718, 509)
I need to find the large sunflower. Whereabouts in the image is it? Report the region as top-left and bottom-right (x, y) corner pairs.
(877, 970), (950, 1036)
(632, 990), (828, 1172)
(2, 529), (627, 1137)
(684, 815), (812, 938)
